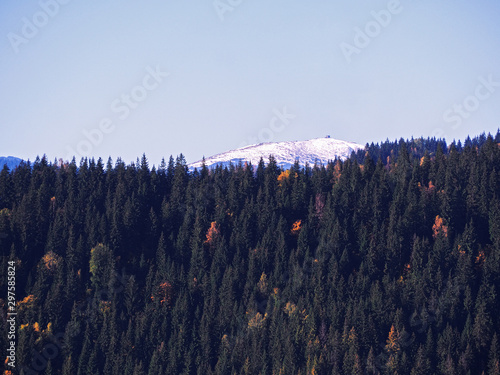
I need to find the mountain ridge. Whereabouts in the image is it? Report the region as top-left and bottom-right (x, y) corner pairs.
(189, 137), (364, 170)
(0, 156), (23, 170)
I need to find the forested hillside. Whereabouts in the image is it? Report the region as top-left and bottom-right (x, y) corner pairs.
(1, 132), (500, 374)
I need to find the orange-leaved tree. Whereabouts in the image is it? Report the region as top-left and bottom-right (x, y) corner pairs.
(291, 220), (302, 235)
(432, 215), (448, 238)
(204, 221), (220, 246)
(41, 251), (62, 273)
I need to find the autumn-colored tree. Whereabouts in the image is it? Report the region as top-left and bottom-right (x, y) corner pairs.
(41, 250), (62, 272)
(475, 250), (485, 266)
(248, 312), (266, 329)
(17, 295), (36, 311)
(432, 215), (448, 238)
(333, 160), (342, 182)
(257, 272), (268, 295)
(284, 302), (298, 316)
(277, 170), (291, 186)
(386, 325), (401, 355)
(291, 219), (302, 235)
(204, 221), (220, 246)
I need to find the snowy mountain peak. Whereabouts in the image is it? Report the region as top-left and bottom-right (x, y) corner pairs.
(189, 137), (364, 170)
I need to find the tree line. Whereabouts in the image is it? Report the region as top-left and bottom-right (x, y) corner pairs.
(1, 131), (500, 374)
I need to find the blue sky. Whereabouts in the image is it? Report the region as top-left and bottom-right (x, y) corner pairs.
(1, 0), (499, 165)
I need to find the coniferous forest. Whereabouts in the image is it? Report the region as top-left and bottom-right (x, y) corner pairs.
(1, 132), (500, 375)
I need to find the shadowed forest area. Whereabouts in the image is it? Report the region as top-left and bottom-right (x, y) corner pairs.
(1, 132), (500, 374)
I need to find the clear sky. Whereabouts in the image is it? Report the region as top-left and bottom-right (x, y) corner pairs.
(1, 0), (499, 165)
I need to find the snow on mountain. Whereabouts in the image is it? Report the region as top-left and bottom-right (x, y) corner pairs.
(0, 156), (23, 170)
(189, 137), (364, 171)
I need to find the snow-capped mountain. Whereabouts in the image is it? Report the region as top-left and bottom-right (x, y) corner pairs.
(0, 156), (22, 170)
(189, 137), (364, 170)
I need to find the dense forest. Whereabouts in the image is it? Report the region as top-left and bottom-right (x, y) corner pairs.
(1, 132), (500, 375)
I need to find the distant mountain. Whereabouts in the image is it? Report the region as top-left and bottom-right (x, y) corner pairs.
(0, 156), (23, 170)
(189, 137), (364, 170)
